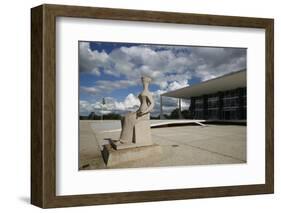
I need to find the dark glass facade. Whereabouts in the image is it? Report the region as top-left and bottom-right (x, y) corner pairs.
(189, 87), (246, 120)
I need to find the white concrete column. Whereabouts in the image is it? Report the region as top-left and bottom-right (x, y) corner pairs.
(160, 95), (164, 119)
(178, 98), (183, 119)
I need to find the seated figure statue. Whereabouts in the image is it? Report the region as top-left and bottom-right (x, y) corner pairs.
(112, 76), (154, 150)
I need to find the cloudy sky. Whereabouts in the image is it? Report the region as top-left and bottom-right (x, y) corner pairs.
(79, 41), (246, 116)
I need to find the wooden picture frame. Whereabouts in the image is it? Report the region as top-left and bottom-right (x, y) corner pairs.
(31, 4), (274, 208)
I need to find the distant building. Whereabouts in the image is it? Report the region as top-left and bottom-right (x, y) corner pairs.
(160, 69), (246, 120)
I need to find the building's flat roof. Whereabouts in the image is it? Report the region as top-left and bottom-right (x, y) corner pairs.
(161, 69), (246, 98)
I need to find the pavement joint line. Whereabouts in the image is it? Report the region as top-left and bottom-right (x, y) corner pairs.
(152, 134), (246, 163)
(152, 132), (245, 143)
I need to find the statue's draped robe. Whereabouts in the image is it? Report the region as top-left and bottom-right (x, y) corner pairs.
(119, 92), (151, 143)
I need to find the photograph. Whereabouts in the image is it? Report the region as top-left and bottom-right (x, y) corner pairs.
(78, 41), (247, 170)
(30, 3), (274, 208)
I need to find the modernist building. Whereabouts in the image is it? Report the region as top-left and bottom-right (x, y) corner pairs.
(160, 69), (246, 120)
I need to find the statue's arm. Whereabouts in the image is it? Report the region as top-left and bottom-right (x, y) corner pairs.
(142, 94), (154, 114)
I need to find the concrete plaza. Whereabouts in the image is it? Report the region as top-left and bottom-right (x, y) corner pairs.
(79, 120), (246, 170)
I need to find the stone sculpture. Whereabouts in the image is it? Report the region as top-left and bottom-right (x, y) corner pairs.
(102, 76), (162, 166)
(112, 76), (154, 150)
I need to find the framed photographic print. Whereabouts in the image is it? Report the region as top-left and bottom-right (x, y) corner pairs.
(31, 4), (274, 208)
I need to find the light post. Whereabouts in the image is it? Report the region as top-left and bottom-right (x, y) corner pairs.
(101, 97), (105, 121)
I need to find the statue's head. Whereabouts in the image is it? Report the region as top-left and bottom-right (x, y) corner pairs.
(141, 76), (152, 85)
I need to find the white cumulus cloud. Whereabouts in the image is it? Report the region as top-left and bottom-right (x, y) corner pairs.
(79, 42), (246, 116)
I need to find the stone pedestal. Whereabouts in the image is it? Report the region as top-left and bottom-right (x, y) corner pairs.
(102, 143), (162, 167)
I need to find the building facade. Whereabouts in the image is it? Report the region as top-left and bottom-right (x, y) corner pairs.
(189, 87), (246, 120)
(160, 70), (247, 121)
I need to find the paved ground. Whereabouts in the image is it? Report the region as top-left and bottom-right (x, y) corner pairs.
(79, 120), (246, 170)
